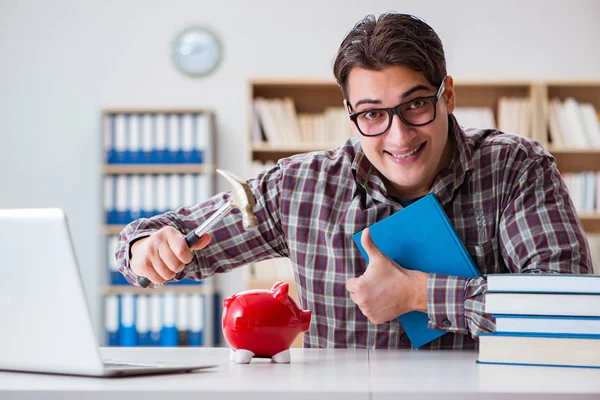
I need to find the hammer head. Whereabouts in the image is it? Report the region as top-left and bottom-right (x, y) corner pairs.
(217, 169), (259, 231)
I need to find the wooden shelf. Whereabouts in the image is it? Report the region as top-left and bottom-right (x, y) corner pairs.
(103, 164), (213, 175)
(100, 285), (210, 295)
(103, 225), (125, 234)
(102, 107), (215, 114)
(251, 142), (343, 152)
(548, 148), (600, 154)
(579, 214), (600, 233)
(547, 83), (600, 110)
(548, 149), (600, 173)
(251, 142), (343, 162)
(453, 81), (531, 111)
(250, 80), (343, 114)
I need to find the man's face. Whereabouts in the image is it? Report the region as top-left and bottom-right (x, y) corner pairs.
(346, 65), (455, 199)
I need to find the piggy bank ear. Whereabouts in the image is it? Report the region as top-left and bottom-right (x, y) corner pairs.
(223, 295), (236, 308)
(272, 282), (289, 303)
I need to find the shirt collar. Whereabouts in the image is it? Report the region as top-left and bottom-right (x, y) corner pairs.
(351, 139), (372, 188)
(351, 114), (473, 205)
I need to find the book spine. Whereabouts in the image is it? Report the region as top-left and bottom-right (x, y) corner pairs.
(429, 195), (480, 277)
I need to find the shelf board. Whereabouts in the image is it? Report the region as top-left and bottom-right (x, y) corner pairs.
(251, 142), (343, 161)
(102, 108), (215, 114)
(103, 164), (214, 175)
(103, 225), (125, 235)
(100, 285), (210, 295)
(249, 78), (337, 86)
(251, 81), (344, 114)
(547, 147), (600, 154)
(547, 149), (600, 173)
(251, 142), (342, 152)
(580, 214), (600, 233)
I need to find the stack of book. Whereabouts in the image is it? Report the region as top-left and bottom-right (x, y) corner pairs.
(478, 274), (600, 368)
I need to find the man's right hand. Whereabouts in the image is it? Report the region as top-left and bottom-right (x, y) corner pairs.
(130, 226), (212, 285)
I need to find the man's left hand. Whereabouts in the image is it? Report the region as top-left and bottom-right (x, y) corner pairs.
(346, 228), (429, 325)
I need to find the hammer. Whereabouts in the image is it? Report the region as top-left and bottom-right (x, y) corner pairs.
(137, 169), (259, 288)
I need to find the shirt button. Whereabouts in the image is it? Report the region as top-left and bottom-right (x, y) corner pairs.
(400, 333), (410, 344)
(442, 319), (452, 328)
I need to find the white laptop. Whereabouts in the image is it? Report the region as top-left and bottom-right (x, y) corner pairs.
(0, 208), (217, 377)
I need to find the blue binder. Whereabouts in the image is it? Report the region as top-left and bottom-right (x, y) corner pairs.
(160, 294), (179, 347)
(105, 295), (120, 346)
(188, 293), (204, 346)
(119, 294), (138, 347)
(353, 193), (480, 348)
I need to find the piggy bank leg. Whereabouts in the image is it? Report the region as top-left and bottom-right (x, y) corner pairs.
(230, 349), (255, 364)
(271, 349), (290, 364)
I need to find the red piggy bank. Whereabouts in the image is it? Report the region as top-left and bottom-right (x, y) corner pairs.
(222, 281), (311, 363)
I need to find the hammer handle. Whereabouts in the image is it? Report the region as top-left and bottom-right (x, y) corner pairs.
(137, 202), (233, 288)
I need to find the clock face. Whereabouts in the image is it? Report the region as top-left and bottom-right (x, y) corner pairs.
(171, 27), (222, 78)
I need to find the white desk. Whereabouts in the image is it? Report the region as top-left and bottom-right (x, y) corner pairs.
(1, 347), (599, 399)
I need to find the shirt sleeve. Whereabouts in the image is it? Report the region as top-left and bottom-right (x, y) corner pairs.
(426, 153), (593, 337)
(115, 164), (290, 287)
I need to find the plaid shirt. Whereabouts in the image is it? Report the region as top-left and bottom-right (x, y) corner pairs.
(117, 114), (592, 349)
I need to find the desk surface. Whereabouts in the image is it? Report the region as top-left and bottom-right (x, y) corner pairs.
(1, 347), (600, 400)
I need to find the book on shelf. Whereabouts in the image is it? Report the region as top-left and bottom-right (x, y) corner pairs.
(546, 97), (600, 149)
(561, 171), (600, 214)
(477, 332), (600, 368)
(352, 193), (480, 349)
(497, 97), (532, 139)
(252, 97), (352, 147)
(452, 107), (496, 130)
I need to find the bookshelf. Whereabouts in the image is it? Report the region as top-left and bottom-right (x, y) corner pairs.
(246, 80), (356, 347)
(100, 285), (209, 295)
(246, 78), (600, 288)
(101, 108), (218, 348)
(103, 164), (212, 175)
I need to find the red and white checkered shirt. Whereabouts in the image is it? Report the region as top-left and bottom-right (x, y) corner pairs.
(117, 114), (592, 349)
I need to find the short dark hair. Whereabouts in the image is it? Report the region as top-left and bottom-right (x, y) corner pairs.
(333, 13), (447, 101)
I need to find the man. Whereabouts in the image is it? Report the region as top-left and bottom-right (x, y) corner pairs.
(116, 13), (592, 349)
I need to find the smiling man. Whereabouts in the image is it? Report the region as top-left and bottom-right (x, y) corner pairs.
(116, 13), (592, 349)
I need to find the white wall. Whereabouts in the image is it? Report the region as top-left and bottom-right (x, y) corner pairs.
(1, 0), (600, 339)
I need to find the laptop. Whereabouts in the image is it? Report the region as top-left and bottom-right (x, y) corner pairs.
(0, 208), (217, 377)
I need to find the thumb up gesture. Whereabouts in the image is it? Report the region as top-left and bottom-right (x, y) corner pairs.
(346, 228), (428, 325)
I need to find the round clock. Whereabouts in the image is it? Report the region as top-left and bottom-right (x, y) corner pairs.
(171, 26), (222, 78)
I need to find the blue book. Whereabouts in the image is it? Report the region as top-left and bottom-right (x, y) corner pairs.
(352, 193), (480, 348)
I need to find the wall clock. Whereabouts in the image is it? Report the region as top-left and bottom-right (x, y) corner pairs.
(171, 26), (222, 78)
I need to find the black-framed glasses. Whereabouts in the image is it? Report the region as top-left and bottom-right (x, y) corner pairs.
(348, 80), (446, 137)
